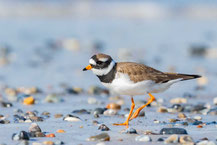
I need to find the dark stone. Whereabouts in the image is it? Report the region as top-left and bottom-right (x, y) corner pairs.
(157, 138), (164, 142)
(192, 120), (203, 125)
(1, 102), (13, 108)
(12, 131), (29, 140)
(93, 108), (106, 115)
(123, 127), (137, 134)
(160, 128), (188, 135)
(72, 109), (90, 114)
(66, 88), (79, 94)
(30, 116), (43, 122)
(0, 119), (10, 124)
(171, 104), (184, 112)
(98, 124), (110, 131)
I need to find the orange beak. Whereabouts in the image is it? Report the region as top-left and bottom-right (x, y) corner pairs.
(83, 65), (92, 71)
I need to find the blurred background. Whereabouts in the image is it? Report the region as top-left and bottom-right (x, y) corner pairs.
(0, 0), (217, 95)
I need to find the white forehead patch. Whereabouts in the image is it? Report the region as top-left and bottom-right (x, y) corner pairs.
(98, 57), (108, 62)
(89, 58), (96, 65)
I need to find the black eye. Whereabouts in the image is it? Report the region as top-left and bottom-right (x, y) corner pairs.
(97, 61), (103, 65)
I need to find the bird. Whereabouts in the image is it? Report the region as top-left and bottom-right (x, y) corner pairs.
(83, 53), (201, 126)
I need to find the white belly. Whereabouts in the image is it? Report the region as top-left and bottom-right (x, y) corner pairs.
(101, 73), (180, 96)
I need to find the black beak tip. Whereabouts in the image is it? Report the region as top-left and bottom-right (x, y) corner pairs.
(83, 68), (87, 71)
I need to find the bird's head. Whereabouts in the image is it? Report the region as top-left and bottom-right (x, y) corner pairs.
(83, 53), (116, 76)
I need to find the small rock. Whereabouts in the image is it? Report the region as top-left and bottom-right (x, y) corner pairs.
(72, 109), (90, 114)
(23, 96), (35, 105)
(170, 98), (187, 104)
(30, 116), (43, 122)
(93, 108), (106, 115)
(135, 135), (152, 142)
(29, 123), (41, 133)
(122, 127), (137, 134)
(160, 128), (188, 135)
(179, 135), (194, 144)
(92, 120), (99, 125)
(0, 119), (10, 124)
(168, 104), (184, 112)
(103, 109), (117, 116)
(106, 103), (121, 110)
(157, 138), (164, 142)
(56, 129), (65, 133)
(178, 113), (187, 119)
(45, 94), (63, 103)
(87, 97), (99, 104)
(98, 124), (110, 131)
(164, 134), (179, 144)
(192, 120), (203, 125)
(169, 119), (179, 123)
(66, 87), (83, 94)
(194, 116), (202, 121)
(63, 114), (81, 122)
(32, 142), (42, 145)
(43, 141), (54, 145)
(88, 86), (109, 96)
(157, 107), (168, 113)
(87, 133), (110, 141)
(54, 114), (63, 118)
(54, 140), (64, 145)
(213, 97), (217, 105)
(1, 102), (13, 107)
(12, 131), (29, 140)
(197, 140), (216, 145)
(41, 111), (50, 117)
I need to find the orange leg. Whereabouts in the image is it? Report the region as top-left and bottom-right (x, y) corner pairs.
(113, 97), (135, 127)
(129, 93), (155, 121)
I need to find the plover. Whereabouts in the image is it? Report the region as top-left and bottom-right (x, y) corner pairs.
(83, 53), (201, 126)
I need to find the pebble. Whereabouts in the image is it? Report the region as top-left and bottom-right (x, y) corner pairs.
(0, 119), (10, 124)
(32, 142), (42, 145)
(122, 127), (137, 134)
(63, 114), (81, 122)
(196, 141), (216, 145)
(179, 135), (194, 144)
(54, 140), (64, 145)
(164, 134), (179, 144)
(29, 123), (42, 133)
(72, 109), (90, 114)
(88, 86), (109, 96)
(54, 114), (63, 118)
(87, 133), (110, 141)
(30, 116), (43, 122)
(43, 141), (54, 145)
(93, 108), (106, 115)
(168, 104), (184, 112)
(170, 98), (187, 104)
(56, 129), (65, 133)
(194, 116), (202, 121)
(23, 96), (35, 105)
(157, 106), (168, 113)
(178, 113), (187, 119)
(30, 132), (45, 137)
(213, 97), (217, 105)
(103, 109), (117, 116)
(98, 124), (110, 131)
(45, 133), (55, 138)
(66, 87), (83, 94)
(87, 97), (99, 105)
(135, 135), (152, 142)
(106, 103), (121, 110)
(157, 138), (164, 142)
(1, 102), (13, 107)
(160, 128), (188, 134)
(45, 94), (63, 103)
(192, 120), (203, 125)
(12, 131), (29, 140)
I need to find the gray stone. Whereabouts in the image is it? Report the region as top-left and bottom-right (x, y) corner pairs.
(160, 128), (188, 134)
(87, 133), (110, 141)
(135, 135), (152, 142)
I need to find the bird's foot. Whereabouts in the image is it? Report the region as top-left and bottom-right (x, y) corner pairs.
(113, 122), (129, 127)
(129, 110), (140, 120)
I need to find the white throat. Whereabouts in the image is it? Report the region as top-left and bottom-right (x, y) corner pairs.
(92, 60), (115, 76)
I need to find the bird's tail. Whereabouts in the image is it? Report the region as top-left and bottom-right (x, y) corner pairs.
(165, 73), (201, 81)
